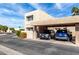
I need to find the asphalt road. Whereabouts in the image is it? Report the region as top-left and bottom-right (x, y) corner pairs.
(0, 51), (6, 55)
(0, 33), (79, 55)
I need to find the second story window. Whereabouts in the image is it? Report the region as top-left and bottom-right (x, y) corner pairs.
(26, 15), (33, 21)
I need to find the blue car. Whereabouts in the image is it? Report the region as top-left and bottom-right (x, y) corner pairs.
(55, 29), (72, 41)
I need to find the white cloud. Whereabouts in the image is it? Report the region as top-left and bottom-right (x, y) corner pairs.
(0, 3), (26, 16)
(29, 3), (42, 10)
(0, 8), (17, 15)
(55, 3), (62, 10)
(0, 4), (25, 28)
(0, 17), (23, 28)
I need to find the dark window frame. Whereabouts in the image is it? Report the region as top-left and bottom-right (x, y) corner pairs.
(26, 15), (33, 21)
(26, 27), (33, 31)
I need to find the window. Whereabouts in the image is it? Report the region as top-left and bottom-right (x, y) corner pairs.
(26, 15), (33, 21)
(26, 28), (33, 31)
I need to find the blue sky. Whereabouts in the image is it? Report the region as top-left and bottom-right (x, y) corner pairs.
(0, 3), (79, 28)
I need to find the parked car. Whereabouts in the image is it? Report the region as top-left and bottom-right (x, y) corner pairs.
(54, 29), (72, 41)
(39, 30), (55, 40)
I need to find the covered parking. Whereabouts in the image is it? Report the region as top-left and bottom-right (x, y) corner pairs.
(33, 23), (76, 42)
(31, 16), (79, 45)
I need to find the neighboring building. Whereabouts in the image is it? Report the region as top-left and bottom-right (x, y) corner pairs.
(7, 28), (12, 33)
(24, 10), (79, 45)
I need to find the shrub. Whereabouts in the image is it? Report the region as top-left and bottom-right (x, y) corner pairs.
(16, 30), (21, 37)
(20, 32), (27, 38)
(10, 28), (15, 33)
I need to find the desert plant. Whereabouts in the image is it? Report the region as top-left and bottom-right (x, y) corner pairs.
(19, 32), (27, 38)
(16, 30), (21, 37)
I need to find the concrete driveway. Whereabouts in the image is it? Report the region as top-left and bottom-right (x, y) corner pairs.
(0, 33), (79, 55)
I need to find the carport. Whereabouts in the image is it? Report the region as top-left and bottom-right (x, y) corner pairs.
(31, 16), (79, 45)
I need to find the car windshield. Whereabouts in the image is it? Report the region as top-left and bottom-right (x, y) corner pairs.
(57, 30), (67, 33)
(56, 30), (68, 36)
(40, 30), (51, 34)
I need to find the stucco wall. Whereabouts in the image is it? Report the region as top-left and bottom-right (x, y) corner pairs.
(67, 27), (75, 36)
(24, 10), (54, 27)
(75, 24), (79, 45)
(26, 31), (34, 39)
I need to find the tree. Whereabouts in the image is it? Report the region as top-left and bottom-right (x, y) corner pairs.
(72, 7), (79, 16)
(1, 26), (8, 32)
(0, 25), (8, 32)
(10, 28), (15, 33)
(0, 25), (3, 30)
(20, 29), (24, 31)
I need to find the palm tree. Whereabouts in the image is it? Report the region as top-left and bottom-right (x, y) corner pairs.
(72, 7), (79, 16)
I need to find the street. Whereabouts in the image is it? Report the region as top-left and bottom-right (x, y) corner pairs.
(0, 33), (79, 55)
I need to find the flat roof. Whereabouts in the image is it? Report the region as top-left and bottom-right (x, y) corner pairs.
(31, 16), (79, 26)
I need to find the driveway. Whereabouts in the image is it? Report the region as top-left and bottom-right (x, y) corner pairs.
(0, 33), (79, 55)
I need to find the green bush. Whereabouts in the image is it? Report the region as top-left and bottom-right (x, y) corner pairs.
(16, 30), (21, 37)
(10, 28), (15, 33)
(20, 32), (27, 38)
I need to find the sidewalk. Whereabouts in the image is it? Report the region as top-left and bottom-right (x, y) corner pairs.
(0, 34), (6, 36)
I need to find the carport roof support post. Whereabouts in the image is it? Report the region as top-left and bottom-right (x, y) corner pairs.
(33, 26), (37, 39)
(75, 24), (79, 45)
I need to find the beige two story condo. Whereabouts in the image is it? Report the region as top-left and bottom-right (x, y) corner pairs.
(24, 10), (79, 45)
